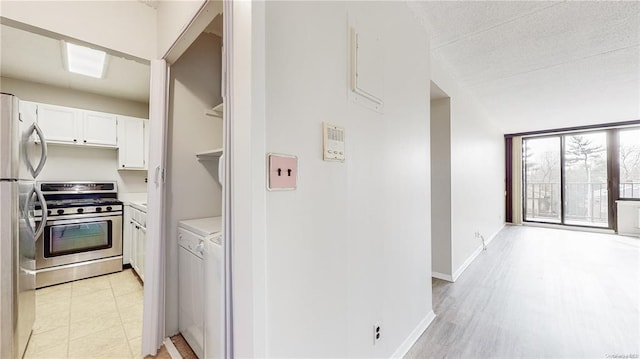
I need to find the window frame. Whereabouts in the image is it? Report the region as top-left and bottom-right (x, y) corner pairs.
(505, 120), (640, 231)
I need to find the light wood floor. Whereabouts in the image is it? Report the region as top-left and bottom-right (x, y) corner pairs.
(406, 225), (640, 358)
(146, 334), (197, 359)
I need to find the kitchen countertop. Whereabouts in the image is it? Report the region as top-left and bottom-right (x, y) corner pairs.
(118, 192), (147, 212)
(128, 201), (147, 212)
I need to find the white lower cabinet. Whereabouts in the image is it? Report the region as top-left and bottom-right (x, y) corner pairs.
(137, 225), (146, 281)
(126, 205), (147, 281)
(123, 206), (133, 265)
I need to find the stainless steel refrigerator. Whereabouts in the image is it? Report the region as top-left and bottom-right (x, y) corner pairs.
(0, 93), (48, 358)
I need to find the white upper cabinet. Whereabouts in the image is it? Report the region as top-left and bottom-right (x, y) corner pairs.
(117, 115), (148, 170)
(36, 103), (82, 144)
(83, 111), (117, 146)
(36, 103), (117, 148)
(27, 101), (149, 165)
(19, 101), (38, 126)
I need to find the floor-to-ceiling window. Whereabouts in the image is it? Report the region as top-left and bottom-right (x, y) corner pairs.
(563, 132), (608, 227)
(522, 126), (639, 229)
(618, 128), (640, 200)
(523, 136), (561, 223)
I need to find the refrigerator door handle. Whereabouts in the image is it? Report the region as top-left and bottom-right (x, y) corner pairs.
(33, 187), (47, 240)
(29, 122), (48, 178)
(25, 186), (47, 240)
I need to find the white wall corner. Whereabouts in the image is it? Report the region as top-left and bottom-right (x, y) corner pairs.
(390, 310), (436, 359)
(431, 271), (454, 282)
(451, 225), (504, 282)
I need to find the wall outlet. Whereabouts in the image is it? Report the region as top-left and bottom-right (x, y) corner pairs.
(373, 323), (381, 345)
(267, 153), (298, 190)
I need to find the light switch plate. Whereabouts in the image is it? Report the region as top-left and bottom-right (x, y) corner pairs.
(267, 153), (298, 191)
(323, 122), (345, 162)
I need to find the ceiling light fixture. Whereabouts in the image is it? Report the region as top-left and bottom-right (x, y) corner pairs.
(63, 42), (107, 78)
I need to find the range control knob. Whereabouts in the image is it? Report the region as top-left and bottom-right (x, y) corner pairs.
(77, 208), (84, 214)
(47, 210), (52, 216)
(57, 209), (64, 215)
(95, 207), (103, 212)
(106, 206), (112, 212)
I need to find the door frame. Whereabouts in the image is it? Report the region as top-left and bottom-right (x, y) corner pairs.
(141, 59), (169, 356)
(141, 1), (270, 357)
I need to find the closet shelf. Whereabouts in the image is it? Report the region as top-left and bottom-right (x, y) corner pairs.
(204, 103), (224, 118)
(196, 148), (223, 160)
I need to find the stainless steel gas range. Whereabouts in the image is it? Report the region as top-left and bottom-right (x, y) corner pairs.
(34, 181), (123, 288)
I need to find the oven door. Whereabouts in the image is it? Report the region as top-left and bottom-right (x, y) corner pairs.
(36, 213), (122, 270)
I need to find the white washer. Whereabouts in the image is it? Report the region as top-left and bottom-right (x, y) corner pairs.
(204, 226), (224, 358)
(178, 216), (222, 359)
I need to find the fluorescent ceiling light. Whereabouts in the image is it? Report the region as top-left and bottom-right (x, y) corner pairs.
(64, 42), (107, 78)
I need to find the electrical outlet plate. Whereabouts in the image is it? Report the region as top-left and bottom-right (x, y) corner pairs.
(267, 153), (298, 191)
(373, 323), (381, 345)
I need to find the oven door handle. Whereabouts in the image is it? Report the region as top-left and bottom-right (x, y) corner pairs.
(26, 185), (47, 240)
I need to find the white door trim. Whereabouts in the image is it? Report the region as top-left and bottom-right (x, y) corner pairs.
(222, 1), (233, 357)
(227, 1), (268, 357)
(141, 59), (169, 357)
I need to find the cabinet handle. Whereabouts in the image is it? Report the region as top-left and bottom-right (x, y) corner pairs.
(73, 139), (77, 142)
(83, 140), (87, 143)
(122, 165), (125, 168)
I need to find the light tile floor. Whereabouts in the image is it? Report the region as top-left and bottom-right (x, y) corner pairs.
(25, 269), (144, 359)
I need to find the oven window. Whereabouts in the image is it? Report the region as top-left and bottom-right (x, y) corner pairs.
(46, 221), (112, 257)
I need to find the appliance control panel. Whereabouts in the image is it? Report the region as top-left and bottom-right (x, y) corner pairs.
(35, 205), (123, 218)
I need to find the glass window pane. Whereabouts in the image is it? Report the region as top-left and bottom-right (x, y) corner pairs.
(563, 132), (608, 227)
(524, 137), (561, 223)
(619, 128), (640, 199)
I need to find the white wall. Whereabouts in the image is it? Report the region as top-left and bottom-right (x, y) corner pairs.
(430, 97), (452, 277)
(263, 2), (432, 357)
(0, 77), (149, 118)
(1, 77), (149, 195)
(165, 32), (223, 335)
(156, 0), (206, 58)
(37, 146), (147, 194)
(0, 0), (156, 60)
(431, 57), (505, 279)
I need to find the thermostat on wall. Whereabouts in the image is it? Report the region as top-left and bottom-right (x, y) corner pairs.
(323, 122), (345, 162)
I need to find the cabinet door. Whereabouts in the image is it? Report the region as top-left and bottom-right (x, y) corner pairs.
(138, 225), (146, 282)
(123, 206), (132, 265)
(37, 103), (81, 144)
(130, 222), (138, 271)
(117, 116), (146, 170)
(83, 111), (117, 146)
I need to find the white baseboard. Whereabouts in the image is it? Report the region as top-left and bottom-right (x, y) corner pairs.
(391, 310), (436, 359)
(431, 271), (453, 282)
(617, 231), (640, 237)
(452, 225), (504, 282)
(163, 337), (182, 359)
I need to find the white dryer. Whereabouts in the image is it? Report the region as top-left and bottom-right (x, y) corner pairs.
(178, 216), (223, 359)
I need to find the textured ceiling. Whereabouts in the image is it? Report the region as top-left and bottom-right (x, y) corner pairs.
(0, 24), (150, 103)
(409, 1), (640, 133)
